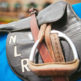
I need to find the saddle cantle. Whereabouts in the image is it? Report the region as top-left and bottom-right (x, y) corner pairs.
(0, 1), (81, 81)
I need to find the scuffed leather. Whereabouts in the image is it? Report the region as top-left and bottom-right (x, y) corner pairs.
(0, 1), (81, 81)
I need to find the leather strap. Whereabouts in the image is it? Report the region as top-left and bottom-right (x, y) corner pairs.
(30, 14), (53, 62)
(38, 24), (47, 42)
(45, 25), (68, 81)
(45, 25), (65, 62)
(50, 33), (65, 62)
(45, 25), (55, 61)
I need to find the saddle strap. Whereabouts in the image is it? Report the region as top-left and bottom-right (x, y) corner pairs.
(45, 25), (55, 61)
(30, 11), (68, 81)
(45, 25), (65, 62)
(45, 25), (69, 81)
(30, 13), (53, 62)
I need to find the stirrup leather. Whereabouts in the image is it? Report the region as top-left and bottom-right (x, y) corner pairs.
(28, 30), (79, 76)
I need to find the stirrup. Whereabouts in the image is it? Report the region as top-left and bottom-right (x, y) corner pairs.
(27, 30), (79, 76)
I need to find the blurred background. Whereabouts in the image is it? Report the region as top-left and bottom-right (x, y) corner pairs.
(0, 0), (81, 24)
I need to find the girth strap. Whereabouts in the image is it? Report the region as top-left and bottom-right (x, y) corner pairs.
(30, 10), (68, 81)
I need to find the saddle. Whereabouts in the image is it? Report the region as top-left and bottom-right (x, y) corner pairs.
(0, 1), (81, 81)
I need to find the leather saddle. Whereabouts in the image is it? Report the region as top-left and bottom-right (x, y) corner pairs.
(0, 1), (81, 81)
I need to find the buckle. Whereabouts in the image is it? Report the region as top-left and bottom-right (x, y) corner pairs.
(29, 8), (38, 16)
(28, 30), (79, 76)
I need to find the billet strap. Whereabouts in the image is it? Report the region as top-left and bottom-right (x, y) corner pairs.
(30, 9), (68, 81)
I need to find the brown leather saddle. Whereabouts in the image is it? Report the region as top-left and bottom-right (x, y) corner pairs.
(0, 1), (81, 81)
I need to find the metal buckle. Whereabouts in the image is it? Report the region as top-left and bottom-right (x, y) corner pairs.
(28, 30), (79, 76)
(29, 8), (38, 16)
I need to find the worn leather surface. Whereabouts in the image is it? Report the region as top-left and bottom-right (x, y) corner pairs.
(0, 1), (81, 81)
